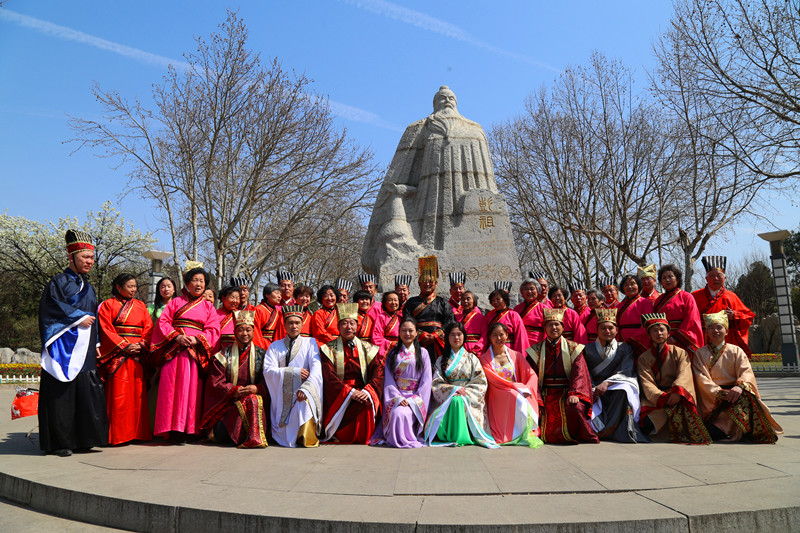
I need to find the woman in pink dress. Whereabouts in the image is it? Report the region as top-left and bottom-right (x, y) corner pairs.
(615, 274), (654, 355)
(151, 265), (220, 442)
(479, 323), (542, 447)
(371, 291), (401, 356)
(485, 289), (529, 354)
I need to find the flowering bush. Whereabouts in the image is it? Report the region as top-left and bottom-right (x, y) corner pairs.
(0, 364), (41, 377)
(750, 353), (781, 363)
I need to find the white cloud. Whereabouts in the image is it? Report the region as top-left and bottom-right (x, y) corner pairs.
(0, 8), (191, 71)
(328, 100), (403, 131)
(342, 0), (559, 72)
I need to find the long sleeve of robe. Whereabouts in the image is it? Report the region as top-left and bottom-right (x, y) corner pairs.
(96, 297), (153, 445)
(370, 346), (432, 448)
(263, 336), (323, 447)
(693, 343), (781, 442)
(653, 289), (703, 354)
(637, 344), (710, 444)
(692, 287), (755, 357)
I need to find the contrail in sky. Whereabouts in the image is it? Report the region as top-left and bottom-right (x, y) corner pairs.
(0, 8), (191, 71)
(341, 0), (560, 72)
(0, 8), (396, 129)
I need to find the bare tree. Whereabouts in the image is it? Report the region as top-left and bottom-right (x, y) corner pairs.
(663, 0), (800, 181)
(652, 4), (791, 290)
(491, 52), (682, 286)
(69, 11), (379, 289)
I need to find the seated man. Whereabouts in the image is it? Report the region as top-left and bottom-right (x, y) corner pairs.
(526, 308), (598, 444)
(320, 303), (385, 443)
(637, 313), (710, 444)
(584, 309), (647, 442)
(200, 310), (269, 448)
(263, 306), (323, 447)
(693, 311), (782, 443)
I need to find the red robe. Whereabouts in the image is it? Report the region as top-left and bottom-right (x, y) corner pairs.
(254, 301), (285, 350)
(692, 286), (755, 357)
(653, 288), (704, 355)
(615, 295), (654, 355)
(461, 307), (488, 355)
(200, 344), (269, 448)
(514, 299), (544, 346)
(526, 338), (598, 444)
(449, 297), (463, 322)
(485, 307), (529, 354)
(312, 306), (339, 347)
(641, 290), (660, 303)
(357, 309), (376, 343)
(300, 308), (313, 338)
(320, 338), (384, 444)
(97, 297), (153, 445)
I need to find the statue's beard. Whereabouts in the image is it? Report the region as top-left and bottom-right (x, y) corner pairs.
(427, 106), (462, 137)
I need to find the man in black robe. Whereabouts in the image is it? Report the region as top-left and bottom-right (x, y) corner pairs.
(583, 308), (648, 443)
(38, 230), (109, 456)
(401, 256), (454, 364)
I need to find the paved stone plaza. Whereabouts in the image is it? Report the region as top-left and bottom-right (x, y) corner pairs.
(0, 379), (798, 532)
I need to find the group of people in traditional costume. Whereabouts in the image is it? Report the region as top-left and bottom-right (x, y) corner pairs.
(37, 233), (782, 457)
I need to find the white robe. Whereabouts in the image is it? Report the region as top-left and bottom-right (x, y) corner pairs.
(263, 336), (323, 447)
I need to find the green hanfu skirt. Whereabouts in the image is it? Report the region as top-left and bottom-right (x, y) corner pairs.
(435, 396), (475, 446)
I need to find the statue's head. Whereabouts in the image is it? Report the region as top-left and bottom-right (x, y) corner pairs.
(433, 86), (457, 113)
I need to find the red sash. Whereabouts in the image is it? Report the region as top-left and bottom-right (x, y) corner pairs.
(699, 287), (725, 315)
(653, 288), (679, 313)
(411, 293), (436, 318)
(617, 295), (638, 323)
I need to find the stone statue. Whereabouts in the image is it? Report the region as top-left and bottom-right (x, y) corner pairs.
(362, 86), (520, 302)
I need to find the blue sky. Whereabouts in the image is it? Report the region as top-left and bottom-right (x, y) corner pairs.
(0, 0), (795, 274)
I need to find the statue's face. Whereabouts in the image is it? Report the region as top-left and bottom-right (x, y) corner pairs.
(434, 91), (457, 112)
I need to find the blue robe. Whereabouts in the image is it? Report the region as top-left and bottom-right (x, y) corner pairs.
(38, 268), (108, 452)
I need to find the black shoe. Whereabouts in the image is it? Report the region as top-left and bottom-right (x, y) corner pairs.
(53, 449), (72, 457)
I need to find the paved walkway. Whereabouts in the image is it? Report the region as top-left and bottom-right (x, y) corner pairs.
(0, 378), (798, 532)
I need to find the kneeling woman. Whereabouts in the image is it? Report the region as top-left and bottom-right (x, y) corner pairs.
(424, 323), (498, 448)
(479, 323), (543, 448)
(370, 317), (432, 448)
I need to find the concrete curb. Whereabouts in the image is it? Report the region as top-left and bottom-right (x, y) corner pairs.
(1, 469), (798, 533)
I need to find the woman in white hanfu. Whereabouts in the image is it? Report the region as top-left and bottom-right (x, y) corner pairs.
(424, 322), (498, 448)
(263, 306), (323, 447)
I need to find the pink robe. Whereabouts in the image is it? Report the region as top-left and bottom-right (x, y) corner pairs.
(215, 307), (236, 352)
(549, 306), (588, 345)
(515, 300), (545, 346)
(485, 308), (529, 354)
(615, 296), (654, 354)
(460, 307), (487, 355)
(371, 308), (400, 356)
(653, 288), (703, 354)
(479, 347), (541, 444)
(151, 292), (220, 436)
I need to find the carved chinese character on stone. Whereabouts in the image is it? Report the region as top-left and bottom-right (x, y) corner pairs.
(362, 86), (520, 302)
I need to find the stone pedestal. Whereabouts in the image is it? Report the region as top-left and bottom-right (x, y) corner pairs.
(372, 190), (520, 305)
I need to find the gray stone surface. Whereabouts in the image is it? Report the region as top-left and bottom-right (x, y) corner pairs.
(362, 86), (520, 303)
(0, 347), (13, 364)
(0, 378), (797, 532)
(13, 348), (39, 364)
(0, 497), (128, 532)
